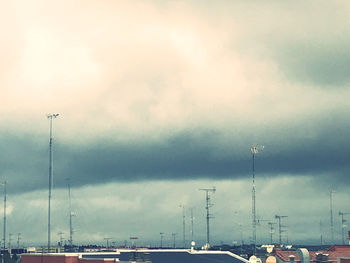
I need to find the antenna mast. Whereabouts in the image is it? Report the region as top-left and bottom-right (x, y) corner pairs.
(199, 187), (216, 247)
(339, 211), (350, 244)
(67, 179), (74, 248)
(2, 181), (7, 251)
(47, 113), (59, 251)
(179, 205), (186, 248)
(190, 208), (194, 242)
(268, 221), (277, 244)
(330, 190), (335, 244)
(251, 145), (263, 252)
(275, 215), (288, 244)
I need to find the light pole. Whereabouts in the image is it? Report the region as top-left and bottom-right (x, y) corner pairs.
(47, 113), (59, 251)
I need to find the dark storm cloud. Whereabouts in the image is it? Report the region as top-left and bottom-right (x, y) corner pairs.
(1, 115), (349, 194)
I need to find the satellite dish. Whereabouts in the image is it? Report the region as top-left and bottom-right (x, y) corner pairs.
(266, 256), (277, 263)
(250, 255), (257, 263)
(266, 245), (274, 253)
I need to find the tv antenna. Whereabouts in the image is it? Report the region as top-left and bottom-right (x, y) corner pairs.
(339, 211), (350, 244)
(251, 145), (264, 252)
(179, 204), (186, 248)
(199, 187), (216, 247)
(275, 215), (288, 244)
(330, 190), (336, 244)
(47, 113), (60, 251)
(1, 180), (7, 251)
(159, 232), (164, 248)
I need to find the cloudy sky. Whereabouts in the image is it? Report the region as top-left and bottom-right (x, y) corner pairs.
(1, 0), (350, 247)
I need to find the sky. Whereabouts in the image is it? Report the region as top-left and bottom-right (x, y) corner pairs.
(0, 0), (350, 248)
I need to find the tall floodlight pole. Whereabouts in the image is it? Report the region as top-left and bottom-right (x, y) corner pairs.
(330, 190), (335, 244)
(67, 179), (74, 248)
(47, 113), (59, 251)
(2, 181), (7, 250)
(251, 145), (263, 253)
(199, 187), (216, 248)
(190, 208), (194, 242)
(179, 205), (186, 248)
(275, 215), (288, 244)
(339, 211), (350, 245)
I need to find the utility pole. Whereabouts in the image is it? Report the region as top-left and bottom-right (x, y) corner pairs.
(275, 215), (288, 244)
(330, 190), (335, 244)
(268, 222), (277, 244)
(199, 187), (216, 247)
(159, 232), (164, 248)
(339, 211), (350, 245)
(171, 233), (177, 248)
(179, 204), (186, 248)
(47, 113), (59, 251)
(251, 145), (263, 253)
(2, 181), (7, 251)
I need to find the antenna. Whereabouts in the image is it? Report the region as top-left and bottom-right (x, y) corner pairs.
(57, 232), (64, 247)
(171, 233), (177, 248)
(275, 215), (288, 244)
(267, 222), (277, 244)
(330, 190), (335, 244)
(8, 233), (12, 249)
(251, 145), (264, 253)
(47, 113), (60, 251)
(339, 211), (350, 244)
(104, 237), (112, 248)
(190, 208), (194, 242)
(1, 181), (7, 251)
(159, 232), (164, 248)
(199, 187), (216, 247)
(66, 178), (74, 248)
(179, 204), (186, 248)
(17, 233), (21, 249)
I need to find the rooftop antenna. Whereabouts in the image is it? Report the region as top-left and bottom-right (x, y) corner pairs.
(320, 220), (323, 245)
(171, 233), (177, 248)
(66, 178), (74, 248)
(190, 208), (194, 242)
(179, 204), (186, 248)
(47, 113), (59, 251)
(268, 221), (277, 244)
(1, 181), (7, 251)
(251, 145), (264, 253)
(199, 187), (216, 248)
(104, 237), (112, 249)
(339, 211), (350, 244)
(275, 215), (288, 244)
(17, 233), (21, 249)
(8, 233), (12, 249)
(57, 232), (64, 247)
(330, 190), (335, 244)
(159, 232), (164, 248)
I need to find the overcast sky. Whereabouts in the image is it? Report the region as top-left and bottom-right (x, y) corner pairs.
(1, 0), (350, 247)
